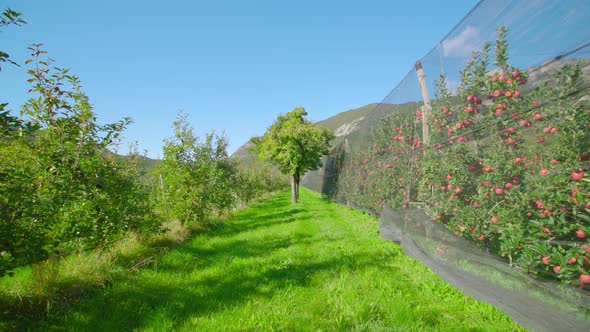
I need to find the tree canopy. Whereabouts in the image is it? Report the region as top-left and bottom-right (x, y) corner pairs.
(252, 107), (334, 203)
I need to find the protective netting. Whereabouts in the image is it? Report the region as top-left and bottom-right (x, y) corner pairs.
(380, 206), (590, 331)
(301, 0), (590, 330)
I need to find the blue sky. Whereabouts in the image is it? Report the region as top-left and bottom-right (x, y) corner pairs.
(1, 0), (477, 158)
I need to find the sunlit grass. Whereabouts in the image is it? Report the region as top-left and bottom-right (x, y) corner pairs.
(35, 188), (523, 331)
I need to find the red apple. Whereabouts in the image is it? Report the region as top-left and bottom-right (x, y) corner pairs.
(571, 171), (584, 181)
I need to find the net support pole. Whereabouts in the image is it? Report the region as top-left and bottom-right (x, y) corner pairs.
(415, 61), (431, 147)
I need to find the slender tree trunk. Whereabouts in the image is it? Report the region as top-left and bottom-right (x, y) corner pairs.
(290, 173), (301, 203)
(290, 174), (297, 203)
(295, 172), (301, 202)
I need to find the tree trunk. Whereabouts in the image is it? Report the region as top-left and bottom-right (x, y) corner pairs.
(290, 175), (297, 203)
(290, 173), (301, 203)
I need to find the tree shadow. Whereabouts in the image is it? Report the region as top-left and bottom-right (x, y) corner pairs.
(32, 190), (385, 331)
(214, 208), (303, 238)
(38, 247), (381, 331)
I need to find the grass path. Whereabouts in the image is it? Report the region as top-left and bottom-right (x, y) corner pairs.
(38, 188), (523, 331)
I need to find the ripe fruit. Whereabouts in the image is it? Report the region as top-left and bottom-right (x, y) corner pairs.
(580, 274), (590, 284)
(446, 174), (452, 180)
(514, 157), (523, 163)
(491, 216), (499, 224)
(484, 166), (494, 172)
(575, 229), (586, 238)
(533, 113), (542, 120)
(505, 182), (513, 189)
(571, 171), (584, 181)
(519, 119), (531, 127)
(542, 256), (550, 265)
(553, 266), (561, 274)
(539, 169), (549, 176)
(567, 257), (577, 264)
(494, 187), (505, 195)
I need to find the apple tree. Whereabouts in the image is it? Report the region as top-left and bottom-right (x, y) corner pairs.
(253, 107), (334, 203)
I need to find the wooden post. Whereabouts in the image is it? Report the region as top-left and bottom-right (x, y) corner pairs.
(415, 61), (431, 147)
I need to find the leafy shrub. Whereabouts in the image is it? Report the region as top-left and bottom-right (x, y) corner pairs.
(159, 112), (239, 224)
(0, 46), (157, 275)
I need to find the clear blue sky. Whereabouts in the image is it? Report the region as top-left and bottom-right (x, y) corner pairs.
(1, 0), (477, 158)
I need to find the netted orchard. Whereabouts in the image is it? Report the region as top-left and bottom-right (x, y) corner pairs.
(342, 28), (590, 286)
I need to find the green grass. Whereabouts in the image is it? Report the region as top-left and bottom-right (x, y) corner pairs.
(34, 188), (523, 331)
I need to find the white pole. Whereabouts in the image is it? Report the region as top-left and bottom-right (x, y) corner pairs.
(415, 61), (431, 147)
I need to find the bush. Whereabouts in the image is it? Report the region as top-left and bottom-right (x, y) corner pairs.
(0, 46), (157, 275)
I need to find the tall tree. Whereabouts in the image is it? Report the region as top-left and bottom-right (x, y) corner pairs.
(253, 107), (334, 203)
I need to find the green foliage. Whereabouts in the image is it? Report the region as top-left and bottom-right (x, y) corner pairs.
(0, 7), (25, 70)
(253, 107), (334, 202)
(234, 161), (288, 205)
(339, 27), (590, 285)
(35, 189), (522, 331)
(0, 46), (157, 275)
(159, 112), (240, 224)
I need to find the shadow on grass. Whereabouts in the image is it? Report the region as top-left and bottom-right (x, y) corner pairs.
(33, 191), (388, 331)
(40, 247), (382, 331)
